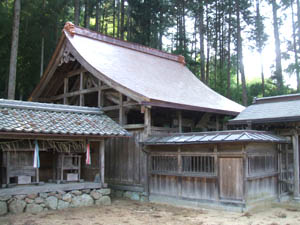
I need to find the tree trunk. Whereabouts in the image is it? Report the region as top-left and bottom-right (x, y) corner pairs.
(74, 0), (80, 25)
(8, 0), (21, 100)
(120, 0), (125, 40)
(113, 0), (116, 37)
(293, 0), (300, 91)
(272, 0), (283, 93)
(256, 0), (265, 96)
(226, 0), (232, 99)
(95, 1), (101, 32)
(199, 0), (205, 83)
(117, 0), (120, 38)
(236, 0), (247, 106)
(84, 0), (90, 28)
(205, 4), (210, 84)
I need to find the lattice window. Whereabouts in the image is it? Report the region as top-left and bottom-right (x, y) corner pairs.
(151, 155), (178, 172)
(248, 155), (277, 175)
(182, 156), (214, 174)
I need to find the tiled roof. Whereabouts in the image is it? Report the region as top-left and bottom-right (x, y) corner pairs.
(143, 130), (288, 145)
(0, 99), (129, 137)
(230, 94), (300, 124)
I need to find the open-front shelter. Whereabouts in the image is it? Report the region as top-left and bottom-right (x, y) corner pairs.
(0, 99), (128, 190)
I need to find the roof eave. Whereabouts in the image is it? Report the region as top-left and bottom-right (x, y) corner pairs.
(229, 116), (300, 125)
(142, 100), (241, 116)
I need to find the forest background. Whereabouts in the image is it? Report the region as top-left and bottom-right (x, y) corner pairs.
(1, 0), (300, 106)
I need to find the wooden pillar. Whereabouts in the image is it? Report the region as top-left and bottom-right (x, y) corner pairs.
(214, 145), (219, 201)
(177, 146), (182, 198)
(79, 72), (84, 106)
(144, 107), (151, 136)
(63, 77), (68, 105)
(119, 93), (124, 126)
(98, 80), (103, 107)
(99, 140), (106, 187)
(216, 115), (220, 131)
(6, 151), (10, 185)
(178, 111), (182, 133)
(242, 144), (247, 203)
(292, 131), (300, 198)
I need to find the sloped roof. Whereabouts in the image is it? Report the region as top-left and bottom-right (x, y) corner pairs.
(0, 99), (129, 138)
(31, 22), (244, 116)
(143, 130), (288, 145)
(230, 94), (300, 124)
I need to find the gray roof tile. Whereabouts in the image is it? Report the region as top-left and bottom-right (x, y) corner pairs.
(0, 99), (129, 137)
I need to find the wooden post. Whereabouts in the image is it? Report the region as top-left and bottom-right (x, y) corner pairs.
(36, 168), (39, 183)
(63, 77), (68, 105)
(98, 80), (103, 107)
(278, 144), (282, 200)
(119, 93), (124, 126)
(214, 145), (219, 201)
(79, 72), (84, 106)
(144, 107), (151, 136)
(242, 144), (247, 203)
(178, 111), (182, 133)
(100, 140), (106, 187)
(61, 154), (64, 181)
(177, 146), (182, 198)
(216, 115), (220, 131)
(292, 131), (299, 199)
(6, 151), (10, 185)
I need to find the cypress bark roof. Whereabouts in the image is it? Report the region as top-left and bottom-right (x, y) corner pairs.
(31, 22), (244, 116)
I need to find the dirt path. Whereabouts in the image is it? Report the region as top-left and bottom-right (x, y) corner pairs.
(1, 198), (300, 225)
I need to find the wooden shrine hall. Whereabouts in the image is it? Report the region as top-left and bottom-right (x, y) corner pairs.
(0, 99), (128, 189)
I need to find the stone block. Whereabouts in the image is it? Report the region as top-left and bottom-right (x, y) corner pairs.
(57, 200), (70, 210)
(0, 195), (11, 201)
(82, 189), (91, 194)
(25, 204), (43, 214)
(97, 188), (111, 195)
(25, 198), (34, 204)
(15, 195), (26, 200)
(62, 193), (72, 203)
(0, 201), (7, 216)
(71, 190), (82, 196)
(39, 193), (48, 199)
(8, 199), (26, 214)
(95, 196), (111, 206)
(71, 194), (93, 208)
(45, 196), (58, 210)
(124, 191), (140, 201)
(90, 191), (101, 200)
(35, 197), (44, 204)
(27, 194), (37, 199)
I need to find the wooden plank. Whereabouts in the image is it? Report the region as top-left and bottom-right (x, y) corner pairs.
(178, 111), (182, 133)
(219, 157), (243, 200)
(65, 67), (86, 78)
(98, 80), (103, 107)
(119, 93), (124, 125)
(6, 152), (10, 184)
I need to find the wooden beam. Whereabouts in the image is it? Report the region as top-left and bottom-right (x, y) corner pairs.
(65, 67), (86, 78)
(102, 102), (139, 111)
(119, 93), (125, 125)
(80, 72), (84, 106)
(216, 115), (220, 131)
(292, 130), (299, 198)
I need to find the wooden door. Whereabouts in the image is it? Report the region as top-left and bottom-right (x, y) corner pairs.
(219, 158), (243, 200)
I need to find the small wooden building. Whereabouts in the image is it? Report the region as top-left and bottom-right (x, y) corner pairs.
(0, 99), (128, 188)
(29, 22), (244, 194)
(143, 130), (288, 210)
(230, 94), (300, 201)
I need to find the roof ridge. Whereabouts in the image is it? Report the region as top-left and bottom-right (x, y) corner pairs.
(63, 22), (186, 65)
(0, 99), (102, 115)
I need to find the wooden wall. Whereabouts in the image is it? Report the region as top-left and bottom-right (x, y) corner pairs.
(105, 129), (147, 189)
(81, 142), (100, 182)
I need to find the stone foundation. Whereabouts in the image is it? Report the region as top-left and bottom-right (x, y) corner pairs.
(111, 189), (148, 202)
(0, 188), (111, 215)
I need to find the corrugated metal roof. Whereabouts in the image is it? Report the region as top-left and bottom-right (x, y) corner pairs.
(230, 95), (300, 124)
(0, 99), (129, 137)
(143, 130), (288, 145)
(55, 24), (244, 115)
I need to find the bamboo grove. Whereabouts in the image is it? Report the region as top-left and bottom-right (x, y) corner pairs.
(1, 0), (300, 106)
